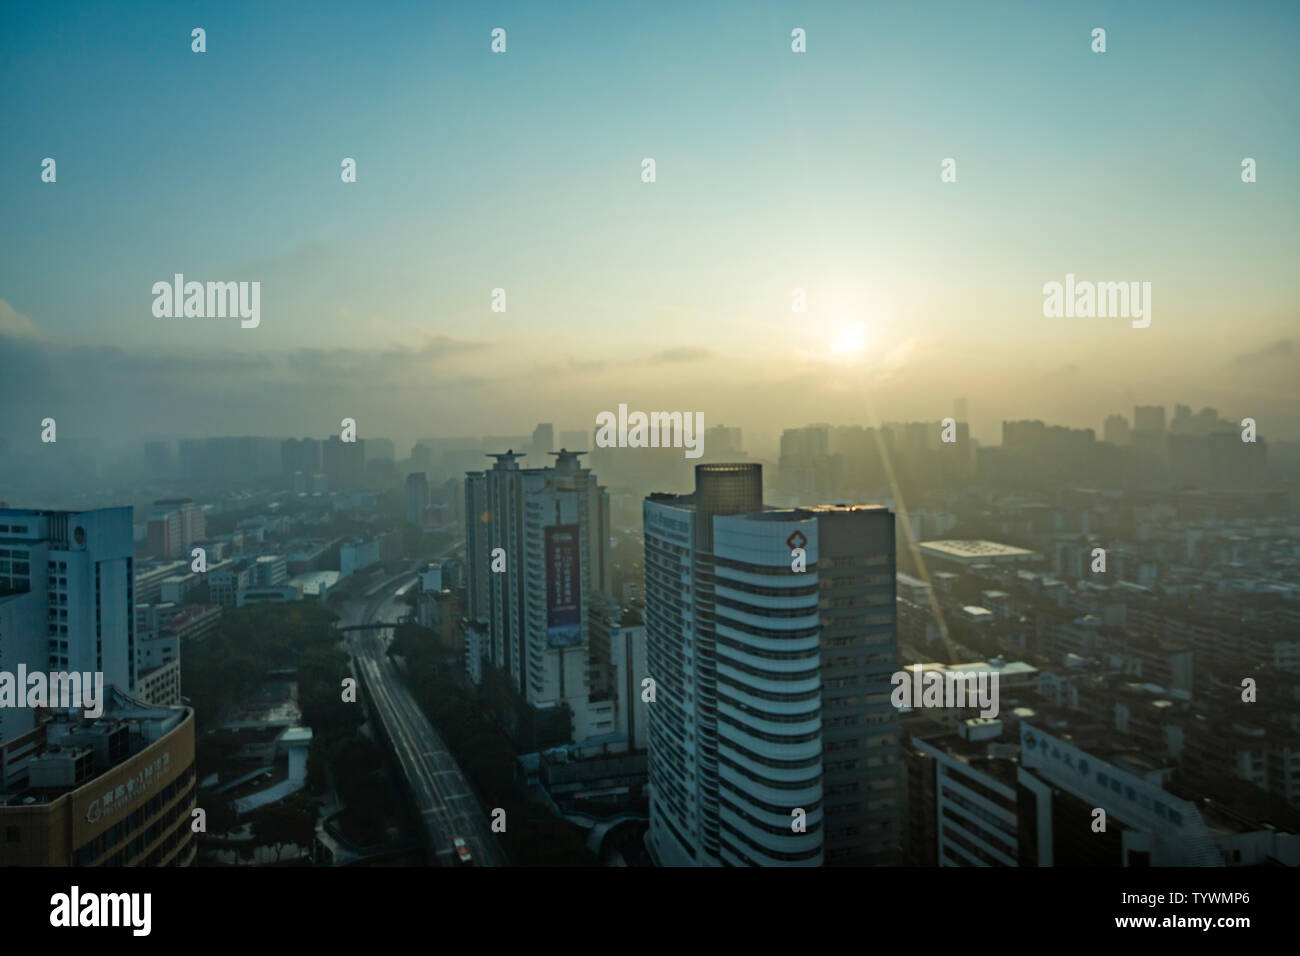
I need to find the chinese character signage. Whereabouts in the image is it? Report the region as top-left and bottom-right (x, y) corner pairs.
(84, 751), (171, 824)
(1021, 723), (1189, 832)
(545, 524), (582, 647)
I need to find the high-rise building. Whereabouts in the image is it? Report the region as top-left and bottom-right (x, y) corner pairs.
(532, 423), (554, 460)
(179, 437), (279, 482)
(1103, 414), (1130, 445)
(464, 450), (612, 746)
(405, 472), (429, 526)
(799, 504), (901, 865)
(0, 508), (137, 744)
(409, 442), (432, 474)
(644, 464), (820, 865)
(704, 425), (744, 457)
(464, 473), (490, 623)
(146, 499), (205, 560)
(1131, 405), (1169, 459)
(643, 466), (900, 866)
(1133, 405), (1167, 432)
(281, 437), (322, 476)
(323, 436), (366, 489)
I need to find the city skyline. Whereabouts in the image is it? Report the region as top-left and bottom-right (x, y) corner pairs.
(3, 0), (1299, 907)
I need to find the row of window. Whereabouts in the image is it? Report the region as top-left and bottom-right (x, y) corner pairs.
(720, 736), (821, 771)
(72, 766), (195, 865)
(715, 634), (819, 662)
(719, 796), (823, 838)
(716, 579), (819, 598)
(716, 710), (820, 746)
(717, 652), (820, 682)
(720, 820), (822, 864)
(717, 752), (821, 790)
(716, 596), (819, 619)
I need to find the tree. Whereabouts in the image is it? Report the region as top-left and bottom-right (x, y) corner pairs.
(251, 795), (320, 863)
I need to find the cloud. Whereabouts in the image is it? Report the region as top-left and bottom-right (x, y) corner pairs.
(0, 300), (47, 341)
(0, 327), (494, 443)
(1232, 339), (1294, 366)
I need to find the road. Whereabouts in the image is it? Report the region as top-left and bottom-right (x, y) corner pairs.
(337, 566), (508, 867)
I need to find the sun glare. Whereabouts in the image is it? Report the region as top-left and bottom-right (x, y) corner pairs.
(829, 322), (867, 360)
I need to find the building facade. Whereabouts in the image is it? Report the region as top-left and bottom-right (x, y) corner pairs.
(0, 690), (196, 866)
(0, 508), (137, 744)
(464, 450), (612, 746)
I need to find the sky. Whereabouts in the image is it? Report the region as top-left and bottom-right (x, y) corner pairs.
(2, 0), (1297, 455)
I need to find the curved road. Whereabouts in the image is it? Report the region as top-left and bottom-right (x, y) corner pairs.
(338, 572), (508, 867)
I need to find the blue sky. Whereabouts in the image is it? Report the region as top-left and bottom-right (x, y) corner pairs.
(2, 0), (1297, 447)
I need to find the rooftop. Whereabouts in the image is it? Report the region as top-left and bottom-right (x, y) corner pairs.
(0, 688), (189, 807)
(920, 539), (1040, 560)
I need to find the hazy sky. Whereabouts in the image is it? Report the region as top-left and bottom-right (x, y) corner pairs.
(2, 0), (1297, 454)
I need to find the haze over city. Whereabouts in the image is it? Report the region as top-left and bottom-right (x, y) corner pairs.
(3, 1), (1298, 452)
(2, 1), (1300, 929)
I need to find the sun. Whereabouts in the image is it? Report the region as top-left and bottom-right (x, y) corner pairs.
(829, 322), (868, 360)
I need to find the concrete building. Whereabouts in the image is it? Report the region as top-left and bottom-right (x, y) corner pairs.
(644, 464), (822, 867)
(281, 437), (321, 477)
(1103, 414), (1130, 445)
(162, 604), (221, 643)
(644, 468), (823, 866)
(0, 688), (196, 865)
(236, 584), (301, 607)
(464, 474), (490, 623)
(136, 660), (182, 707)
(587, 599), (649, 752)
(918, 540), (1041, 568)
(643, 468), (904, 867)
(909, 721), (1021, 866)
(322, 435), (366, 490)
(1133, 405), (1167, 433)
(798, 504), (902, 865)
(208, 560), (254, 609)
(405, 472), (429, 526)
(0, 508), (138, 744)
(253, 554), (287, 587)
(532, 423), (554, 459)
(464, 449), (612, 748)
(146, 499), (205, 560)
(339, 538), (381, 578)
(134, 559), (187, 605)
